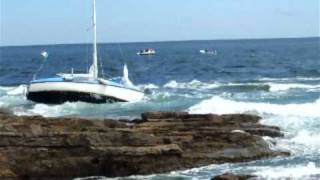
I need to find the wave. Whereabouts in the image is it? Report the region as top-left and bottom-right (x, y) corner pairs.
(27, 101), (141, 118)
(6, 85), (27, 95)
(1, 78), (315, 99)
(291, 130), (320, 153)
(163, 80), (219, 90)
(1, 78), (319, 118)
(153, 80), (320, 92)
(138, 83), (159, 89)
(188, 96), (320, 117)
(267, 83), (320, 92)
(255, 162), (320, 179)
(259, 76), (320, 82)
(0, 86), (14, 91)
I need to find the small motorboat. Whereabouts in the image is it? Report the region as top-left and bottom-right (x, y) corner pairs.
(137, 49), (156, 56)
(199, 49), (217, 55)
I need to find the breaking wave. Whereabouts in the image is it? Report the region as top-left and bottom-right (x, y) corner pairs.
(254, 162), (320, 179)
(188, 96), (320, 117)
(138, 79), (320, 94)
(267, 82), (320, 92)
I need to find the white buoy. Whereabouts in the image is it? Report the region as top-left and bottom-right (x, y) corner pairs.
(41, 51), (49, 59)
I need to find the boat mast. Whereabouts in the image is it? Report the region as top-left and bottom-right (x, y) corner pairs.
(92, 0), (98, 78)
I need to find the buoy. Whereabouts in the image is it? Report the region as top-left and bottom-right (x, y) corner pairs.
(41, 51), (49, 59)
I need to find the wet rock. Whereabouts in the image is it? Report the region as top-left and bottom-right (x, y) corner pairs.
(0, 108), (13, 116)
(0, 112), (288, 179)
(212, 173), (258, 180)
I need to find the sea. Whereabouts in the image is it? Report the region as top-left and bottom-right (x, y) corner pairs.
(0, 37), (320, 179)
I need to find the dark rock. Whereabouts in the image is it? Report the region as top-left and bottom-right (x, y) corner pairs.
(0, 111), (288, 179)
(212, 173), (258, 180)
(0, 108), (13, 116)
(244, 126), (284, 137)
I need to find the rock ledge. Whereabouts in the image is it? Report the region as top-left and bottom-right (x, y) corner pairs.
(0, 111), (288, 179)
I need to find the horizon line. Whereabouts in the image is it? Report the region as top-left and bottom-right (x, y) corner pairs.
(1, 36), (319, 48)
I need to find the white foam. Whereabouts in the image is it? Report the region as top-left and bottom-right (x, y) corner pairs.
(164, 80), (179, 88)
(0, 86), (14, 91)
(0, 94), (26, 107)
(267, 83), (320, 92)
(140, 83), (159, 89)
(29, 102), (93, 117)
(6, 85), (27, 95)
(189, 96), (320, 117)
(290, 130), (320, 154)
(28, 101), (144, 118)
(255, 162), (320, 179)
(145, 80), (320, 93)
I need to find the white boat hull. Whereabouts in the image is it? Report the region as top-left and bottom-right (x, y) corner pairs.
(26, 1), (145, 105)
(27, 81), (144, 104)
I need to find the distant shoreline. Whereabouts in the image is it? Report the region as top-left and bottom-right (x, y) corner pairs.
(1, 36), (319, 48)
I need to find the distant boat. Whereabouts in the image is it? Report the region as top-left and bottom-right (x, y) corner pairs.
(137, 49), (156, 56)
(26, 0), (144, 104)
(200, 49), (217, 55)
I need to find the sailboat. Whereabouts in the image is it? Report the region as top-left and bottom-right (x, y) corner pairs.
(26, 0), (144, 104)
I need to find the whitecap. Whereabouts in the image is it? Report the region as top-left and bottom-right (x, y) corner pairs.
(267, 82), (320, 92)
(140, 83), (159, 89)
(0, 86), (14, 91)
(6, 85), (27, 95)
(163, 80), (180, 88)
(290, 130), (320, 154)
(255, 162), (320, 179)
(188, 96), (320, 118)
(163, 79), (219, 90)
(29, 102), (94, 117)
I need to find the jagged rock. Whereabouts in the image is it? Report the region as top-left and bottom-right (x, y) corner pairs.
(0, 112), (288, 179)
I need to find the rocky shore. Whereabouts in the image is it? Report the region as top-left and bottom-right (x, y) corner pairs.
(0, 109), (288, 179)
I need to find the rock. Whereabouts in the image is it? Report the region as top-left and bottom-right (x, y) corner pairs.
(0, 108), (13, 116)
(212, 173), (258, 180)
(0, 112), (288, 179)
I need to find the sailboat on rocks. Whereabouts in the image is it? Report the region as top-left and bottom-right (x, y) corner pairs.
(26, 0), (144, 104)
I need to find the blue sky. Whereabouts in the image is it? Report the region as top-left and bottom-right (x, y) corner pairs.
(0, 0), (319, 46)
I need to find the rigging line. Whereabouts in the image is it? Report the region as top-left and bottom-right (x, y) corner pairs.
(117, 43), (125, 64)
(33, 55), (47, 80)
(33, 63), (44, 80)
(33, 45), (52, 80)
(99, 56), (107, 78)
(99, 46), (111, 79)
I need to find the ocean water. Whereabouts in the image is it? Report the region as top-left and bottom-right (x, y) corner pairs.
(1, 37), (320, 179)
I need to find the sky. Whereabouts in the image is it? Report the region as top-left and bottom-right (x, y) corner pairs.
(0, 0), (319, 46)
